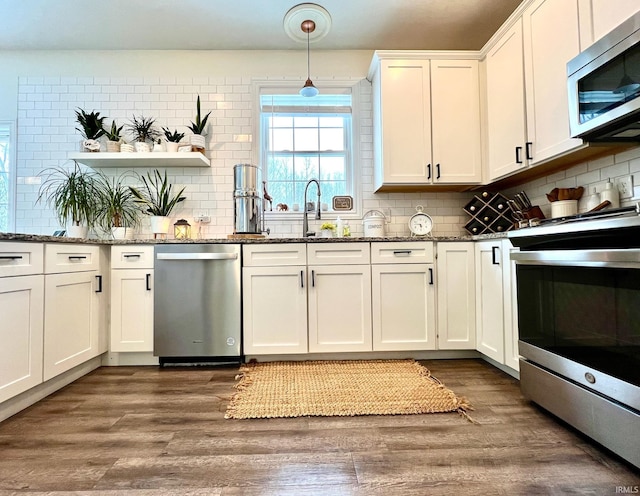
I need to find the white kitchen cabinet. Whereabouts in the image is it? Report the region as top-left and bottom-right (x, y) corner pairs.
(0, 242), (44, 403)
(523, 0), (583, 165)
(475, 240), (505, 362)
(371, 242), (436, 351)
(43, 244), (103, 381)
(436, 242), (476, 349)
(578, 0), (640, 47)
(308, 264), (372, 353)
(485, 20), (528, 181)
(110, 245), (154, 352)
(369, 53), (482, 190)
(242, 244), (308, 354)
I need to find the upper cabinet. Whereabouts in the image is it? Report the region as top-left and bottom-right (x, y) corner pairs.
(369, 52), (482, 191)
(578, 0), (640, 47)
(485, 0), (584, 182)
(69, 152), (210, 168)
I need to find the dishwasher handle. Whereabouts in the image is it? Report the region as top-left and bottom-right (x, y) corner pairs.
(156, 252), (238, 261)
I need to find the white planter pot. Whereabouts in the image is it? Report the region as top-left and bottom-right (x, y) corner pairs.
(190, 134), (206, 151)
(166, 142), (180, 153)
(150, 216), (171, 236)
(111, 227), (128, 239)
(106, 140), (121, 152)
(120, 143), (135, 153)
(134, 141), (151, 153)
(67, 225), (88, 239)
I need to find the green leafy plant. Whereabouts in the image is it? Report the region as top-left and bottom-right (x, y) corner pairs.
(75, 109), (107, 140)
(104, 121), (124, 142)
(126, 115), (160, 143)
(129, 169), (186, 217)
(94, 172), (141, 229)
(36, 161), (99, 228)
(187, 95), (212, 135)
(162, 127), (185, 143)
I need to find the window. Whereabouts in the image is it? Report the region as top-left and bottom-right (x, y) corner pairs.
(0, 122), (13, 232)
(260, 91), (353, 211)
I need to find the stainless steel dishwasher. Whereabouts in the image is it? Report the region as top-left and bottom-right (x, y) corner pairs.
(154, 244), (241, 365)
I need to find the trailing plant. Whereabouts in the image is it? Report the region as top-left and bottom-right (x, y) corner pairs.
(129, 169), (186, 217)
(126, 115), (160, 143)
(162, 127), (185, 143)
(187, 95), (212, 135)
(75, 109), (107, 140)
(104, 121), (124, 142)
(36, 161), (99, 228)
(94, 172), (141, 230)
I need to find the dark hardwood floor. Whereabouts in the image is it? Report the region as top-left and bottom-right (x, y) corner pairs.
(0, 359), (637, 495)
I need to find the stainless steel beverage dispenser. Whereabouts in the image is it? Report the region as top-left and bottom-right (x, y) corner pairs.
(233, 164), (265, 235)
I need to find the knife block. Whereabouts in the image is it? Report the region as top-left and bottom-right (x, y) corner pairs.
(463, 191), (515, 235)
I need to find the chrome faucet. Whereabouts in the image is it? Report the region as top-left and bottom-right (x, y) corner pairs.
(302, 178), (321, 237)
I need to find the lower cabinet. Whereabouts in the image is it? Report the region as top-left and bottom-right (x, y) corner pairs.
(43, 244), (103, 381)
(436, 242), (476, 349)
(371, 242), (436, 351)
(110, 246), (154, 352)
(0, 274), (44, 403)
(308, 264), (372, 353)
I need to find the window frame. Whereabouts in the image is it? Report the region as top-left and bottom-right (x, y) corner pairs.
(0, 121), (16, 233)
(252, 80), (362, 220)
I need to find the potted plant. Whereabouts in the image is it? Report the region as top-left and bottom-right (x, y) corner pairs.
(162, 127), (185, 153)
(320, 222), (336, 238)
(129, 169), (186, 237)
(75, 109), (107, 152)
(104, 121), (124, 153)
(36, 160), (99, 238)
(95, 172), (141, 239)
(126, 115), (160, 153)
(187, 95), (211, 153)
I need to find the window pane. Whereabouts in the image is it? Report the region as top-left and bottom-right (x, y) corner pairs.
(295, 116), (318, 128)
(294, 128), (318, 151)
(0, 124), (10, 232)
(294, 156), (319, 180)
(319, 156), (345, 181)
(267, 155), (294, 182)
(319, 117), (343, 127)
(271, 128), (293, 151)
(319, 128), (344, 151)
(272, 116), (292, 127)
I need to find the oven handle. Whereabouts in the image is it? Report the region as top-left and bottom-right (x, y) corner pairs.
(156, 253), (238, 261)
(511, 249), (640, 268)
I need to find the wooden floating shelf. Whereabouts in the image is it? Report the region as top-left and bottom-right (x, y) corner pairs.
(69, 152), (211, 168)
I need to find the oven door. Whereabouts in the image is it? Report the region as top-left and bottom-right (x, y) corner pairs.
(512, 249), (640, 409)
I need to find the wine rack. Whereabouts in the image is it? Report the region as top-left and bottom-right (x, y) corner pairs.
(463, 191), (514, 235)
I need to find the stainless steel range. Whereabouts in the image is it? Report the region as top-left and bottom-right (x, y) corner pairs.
(508, 204), (640, 468)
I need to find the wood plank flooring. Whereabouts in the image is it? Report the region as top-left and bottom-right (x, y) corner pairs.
(0, 359), (637, 495)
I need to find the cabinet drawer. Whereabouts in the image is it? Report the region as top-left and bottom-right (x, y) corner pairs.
(243, 244), (307, 267)
(44, 244), (100, 274)
(307, 242), (371, 265)
(111, 245), (154, 269)
(371, 242), (434, 264)
(0, 242), (44, 277)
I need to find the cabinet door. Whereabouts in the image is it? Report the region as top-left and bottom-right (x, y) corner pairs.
(372, 263), (436, 351)
(243, 266), (308, 354)
(581, 0), (640, 45)
(431, 60), (482, 183)
(503, 240), (520, 371)
(110, 269), (154, 352)
(436, 242), (476, 350)
(523, 0), (583, 165)
(0, 275), (44, 402)
(308, 265), (372, 353)
(485, 20), (528, 181)
(44, 271), (100, 380)
(377, 59), (431, 186)
(475, 241), (505, 363)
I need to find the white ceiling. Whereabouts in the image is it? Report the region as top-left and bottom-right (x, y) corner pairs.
(0, 0), (522, 51)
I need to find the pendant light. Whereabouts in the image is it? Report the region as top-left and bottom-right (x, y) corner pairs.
(300, 20), (319, 97)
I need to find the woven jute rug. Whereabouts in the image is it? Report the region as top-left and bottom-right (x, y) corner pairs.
(224, 359), (473, 421)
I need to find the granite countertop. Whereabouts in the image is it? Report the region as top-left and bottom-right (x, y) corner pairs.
(0, 231), (509, 244)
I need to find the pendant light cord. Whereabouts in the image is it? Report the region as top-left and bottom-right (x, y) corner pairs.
(306, 27), (311, 80)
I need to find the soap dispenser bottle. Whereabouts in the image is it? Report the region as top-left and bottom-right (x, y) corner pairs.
(335, 216), (344, 238)
(601, 179), (620, 208)
(586, 187), (601, 211)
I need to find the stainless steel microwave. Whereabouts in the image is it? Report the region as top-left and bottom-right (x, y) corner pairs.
(567, 12), (640, 142)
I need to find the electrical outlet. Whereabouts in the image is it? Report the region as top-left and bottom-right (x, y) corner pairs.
(195, 211), (211, 223)
(615, 176), (634, 199)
